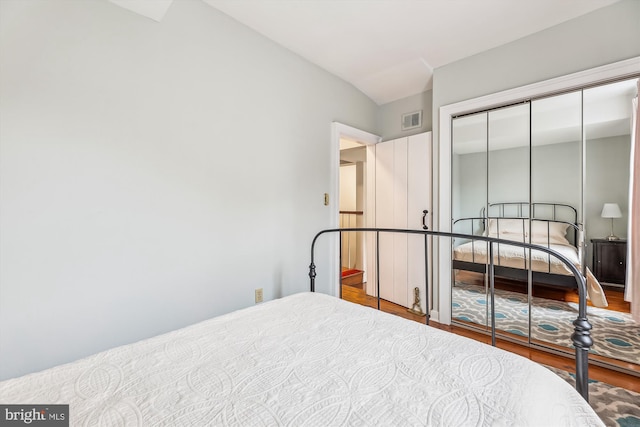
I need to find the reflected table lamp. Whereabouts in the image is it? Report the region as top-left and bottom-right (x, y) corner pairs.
(601, 203), (622, 240)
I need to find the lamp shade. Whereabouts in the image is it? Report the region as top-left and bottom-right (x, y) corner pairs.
(601, 203), (622, 218)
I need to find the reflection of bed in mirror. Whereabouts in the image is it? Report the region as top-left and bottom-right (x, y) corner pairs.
(453, 202), (608, 307)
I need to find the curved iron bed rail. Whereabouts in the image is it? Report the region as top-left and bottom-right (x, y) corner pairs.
(309, 227), (593, 402)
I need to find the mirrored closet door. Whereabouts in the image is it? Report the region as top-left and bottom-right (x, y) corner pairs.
(487, 104), (531, 343)
(451, 111), (489, 333)
(529, 91), (583, 351)
(583, 79), (636, 369)
(452, 103), (533, 344)
(451, 77), (638, 370)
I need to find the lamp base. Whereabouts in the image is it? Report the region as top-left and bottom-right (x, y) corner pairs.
(607, 234), (620, 241)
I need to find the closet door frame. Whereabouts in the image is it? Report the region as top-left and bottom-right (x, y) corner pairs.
(436, 57), (640, 325)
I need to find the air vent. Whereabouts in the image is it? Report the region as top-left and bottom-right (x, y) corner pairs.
(401, 110), (422, 131)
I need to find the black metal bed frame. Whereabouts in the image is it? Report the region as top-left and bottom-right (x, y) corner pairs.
(308, 227), (593, 402)
(453, 202), (582, 288)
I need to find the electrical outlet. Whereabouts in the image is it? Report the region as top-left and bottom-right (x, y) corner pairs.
(255, 288), (263, 303)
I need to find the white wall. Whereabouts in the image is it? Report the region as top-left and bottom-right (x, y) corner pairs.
(339, 165), (357, 211)
(0, 0), (377, 380)
(433, 1), (640, 113)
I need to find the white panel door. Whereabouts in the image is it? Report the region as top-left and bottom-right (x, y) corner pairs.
(375, 140), (395, 302)
(392, 138), (408, 307)
(407, 132), (432, 313)
(374, 132), (431, 309)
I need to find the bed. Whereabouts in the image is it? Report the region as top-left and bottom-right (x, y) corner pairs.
(0, 228), (602, 426)
(452, 202), (608, 307)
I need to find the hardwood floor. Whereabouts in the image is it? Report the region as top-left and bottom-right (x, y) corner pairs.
(341, 284), (640, 392)
(341, 268), (364, 287)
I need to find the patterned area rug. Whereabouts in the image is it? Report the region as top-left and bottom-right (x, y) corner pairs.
(545, 366), (640, 427)
(452, 281), (640, 366)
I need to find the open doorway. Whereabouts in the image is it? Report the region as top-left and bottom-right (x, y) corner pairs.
(330, 122), (380, 298)
(339, 138), (366, 289)
(336, 128), (433, 325)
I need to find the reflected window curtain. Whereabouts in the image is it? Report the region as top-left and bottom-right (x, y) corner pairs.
(626, 80), (639, 322)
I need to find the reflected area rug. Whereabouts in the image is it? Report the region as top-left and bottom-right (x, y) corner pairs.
(452, 281), (640, 366)
(545, 366), (640, 427)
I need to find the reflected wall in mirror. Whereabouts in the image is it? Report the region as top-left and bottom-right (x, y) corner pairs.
(531, 91), (582, 226)
(488, 104), (530, 207)
(584, 79), (635, 261)
(452, 112), (487, 225)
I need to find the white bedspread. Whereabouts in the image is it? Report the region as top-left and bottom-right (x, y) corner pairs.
(0, 292), (602, 426)
(453, 241), (580, 275)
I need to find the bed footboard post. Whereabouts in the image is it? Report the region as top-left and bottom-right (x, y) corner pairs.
(572, 317), (593, 402)
(309, 262), (316, 292)
(309, 230), (326, 292)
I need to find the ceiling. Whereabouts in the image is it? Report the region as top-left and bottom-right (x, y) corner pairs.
(109, 0), (621, 105)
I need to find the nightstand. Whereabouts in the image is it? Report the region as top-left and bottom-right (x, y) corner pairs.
(591, 239), (627, 287)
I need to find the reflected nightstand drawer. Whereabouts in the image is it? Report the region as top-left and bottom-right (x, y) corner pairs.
(591, 239), (627, 286)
